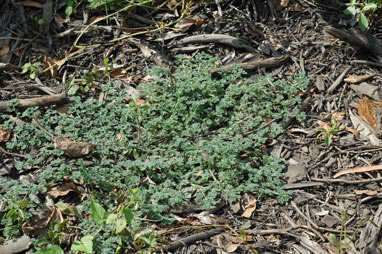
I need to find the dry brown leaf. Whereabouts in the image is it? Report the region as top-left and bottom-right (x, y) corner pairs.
(225, 242), (241, 253)
(272, 0), (290, 11)
(331, 112), (345, 121)
(0, 125), (11, 142)
(354, 189), (378, 196)
(44, 56), (58, 78)
(242, 198), (257, 218)
(0, 44), (10, 63)
(344, 74), (377, 84)
(316, 120), (331, 131)
(266, 234), (281, 243)
(230, 202), (241, 214)
(89, 16), (104, 24)
(54, 14), (68, 24)
(344, 125), (360, 139)
(355, 97), (377, 131)
(47, 182), (79, 199)
(16, 0), (44, 8)
(54, 137), (97, 158)
(334, 165), (382, 178)
(173, 17), (205, 31)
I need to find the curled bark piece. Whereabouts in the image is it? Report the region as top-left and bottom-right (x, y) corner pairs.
(176, 34), (256, 52)
(325, 26), (382, 61)
(211, 55), (289, 75)
(0, 235), (31, 254)
(0, 94), (69, 112)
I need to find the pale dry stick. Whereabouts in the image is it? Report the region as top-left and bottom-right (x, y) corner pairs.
(327, 66), (352, 93)
(352, 59), (382, 67)
(336, 83), (348, 111)
(312, 177), (382, 185)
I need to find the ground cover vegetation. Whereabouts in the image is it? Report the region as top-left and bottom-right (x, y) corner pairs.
(2, 0), (382, 252)
(0, 53), (308, 252)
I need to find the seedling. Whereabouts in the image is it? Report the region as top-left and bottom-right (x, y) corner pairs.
(345, 0), (382, 31)
(317, 119), (340, 147)
(21, 62), (41, 79)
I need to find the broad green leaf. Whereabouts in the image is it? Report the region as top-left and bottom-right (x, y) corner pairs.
(35, 245), (64, 254)
(106, 213), (117, 224)
(90, 200), (108, 223)
(350, 0), (355, 5)
(71, 235), (94, 254)
(122, 207), (134, 226)
(358, 13), (369, 31)
(344, 5), (357, 14)
(363, 3), (377, 11)
(68, 85), (79, 96)
(115, 217), (127, 233)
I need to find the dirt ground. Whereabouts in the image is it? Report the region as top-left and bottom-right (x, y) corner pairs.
(2, 0), (382, 253)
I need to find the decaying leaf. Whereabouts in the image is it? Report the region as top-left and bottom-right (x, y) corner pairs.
(344, 125), (360, 139)
(354, 97), (382, 137)
(316, 120), (331, 131)
(173, 16), (205, 31)
(0, 125), (10, 142)
(349, 109), (381, 145)
(47, 182), (80, 199)
(0, 44), (10, 63)
(54, 137), (97, 158)
(242, 198), (257, 218)
(344, 74), (377, 84)
(272, 0), (290, 11)
(331, 112), (345, 121)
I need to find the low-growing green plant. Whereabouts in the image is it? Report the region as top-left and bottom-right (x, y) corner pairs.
(66, 57), (114, 95)
(317, 119), (340, 147)
(345, 0), (382, 31)
(1, 53), (308, 252)
(21, 61), (41, 79)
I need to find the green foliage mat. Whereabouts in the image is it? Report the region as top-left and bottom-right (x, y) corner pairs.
(0, 53), (308, 236)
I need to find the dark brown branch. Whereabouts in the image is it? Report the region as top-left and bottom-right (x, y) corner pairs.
(325, 26), (382, 61)
(211, 55), (290, 76)
(163, 228), (224, 252)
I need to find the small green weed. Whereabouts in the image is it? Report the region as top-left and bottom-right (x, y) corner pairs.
(1, 53), (308, 252)
(345, 0), (382, 31)
(21, 62), (41, 79)
(66, 57), (113, 95)
(317, 119), (340, 147)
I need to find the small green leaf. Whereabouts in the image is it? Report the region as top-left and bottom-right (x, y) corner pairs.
(344, 5), (357, 14)
(363, 3), (377, 12)
(90, 200), (108, 223)
(106, 213), (117, 224)
(122, 207), (134, 226)
(358, 12), (369, 31)
(350, 0), (355, 5)
(115, 217), (127, 233)
(68, 85), (80, 95)
(71, 235), (94, 254)
(35, 245), (64, 254)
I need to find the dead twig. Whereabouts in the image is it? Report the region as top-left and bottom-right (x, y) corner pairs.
(0, 94), (69, 113)
(163, 228), (224, 252)
(211, 55), (290, 75)
(175, 34), (256, 53)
